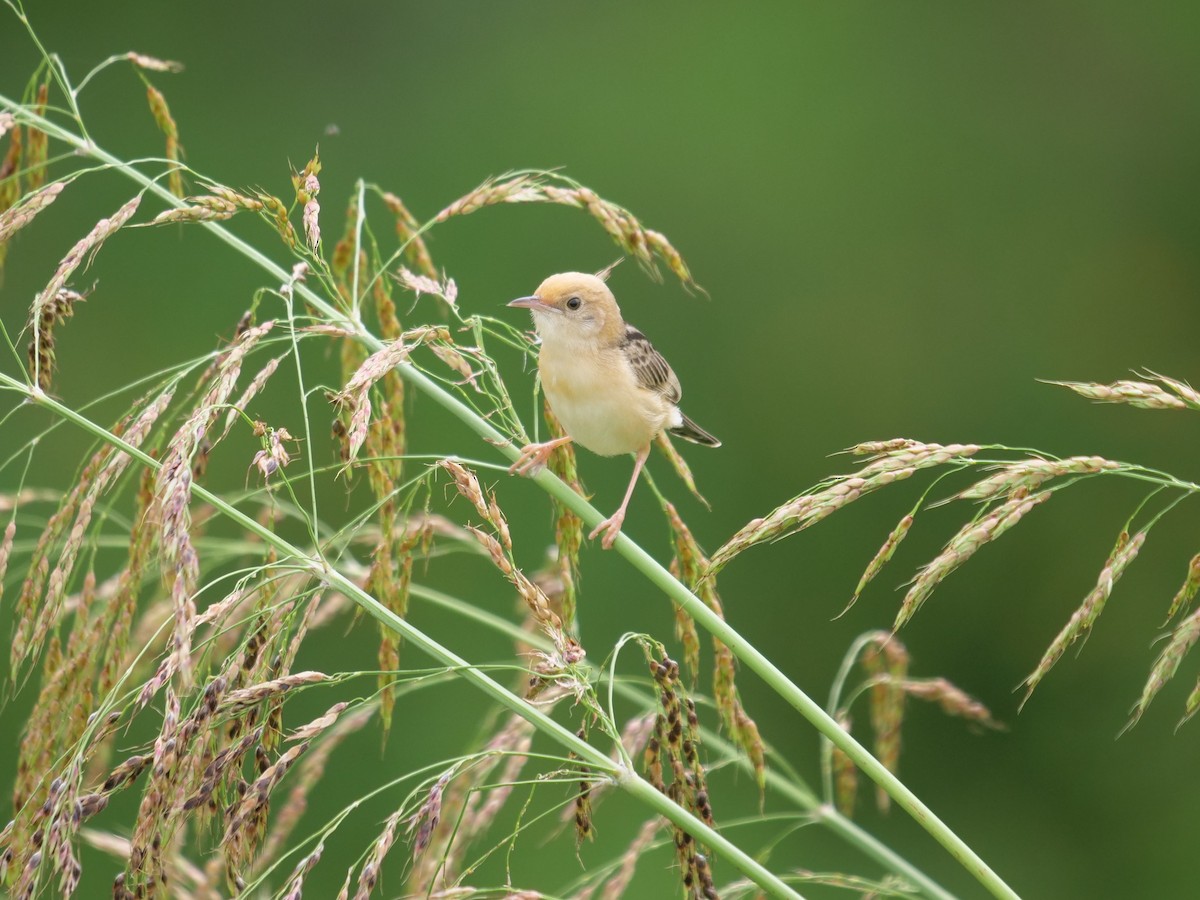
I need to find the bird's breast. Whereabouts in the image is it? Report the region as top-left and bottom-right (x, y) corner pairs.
(538, 344), (670, 456)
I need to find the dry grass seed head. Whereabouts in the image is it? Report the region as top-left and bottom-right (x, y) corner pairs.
(0, 121), (23, 213)
(709, 443), (980, 576)
(902, 678), (1002, 730)
(955, 456), (1118, 502)
(126, 52), (184, 73)
(1141, 371), (1200, 409)
(219, 671), (329, 713)
(292, 152), (322, 249)
(561, 713), (656, 825)
(407, 769), (454, 860)
(353, 808), (402, 900)
(832, 712), (858, 817)
(1049, 379), (1186, 410)
(655, 432), (709, 509)
(25, 82), (49, 192)
(222, 741), (310, 884)
(97, 470), (158, 699)
(145, 84), (185, 198)
(28, 286), (89, 393)
(395, 265), (458, 306)
(665, 503), (766, 787)
(592, 816), (663, 900)
(407, 716), (538, 894)
(896, 489), (1051, 631)
(1022, 530), (1146, 707)
(842, 513), (914, 618)
(150, 320), (275, 692)
(28, 193), (140, 386)
(256, 191), (299, 250)
(441, 460), (569, 641)
(542, 400), (584, 629)
(427, 335), (482, 391)
(1164, 553), (1200, 624)
(459, 725), (534, 843)
(0, 180), (65, 244)
(280, 843), (323, 900)
(330, 191), (363, 308)
(435, 173), (699, 289)
(380, 190), (437, 277)
(0, 519), (15, 592)
(861, 635), (908, 812)
(150, 187), (262, 225)
(11, 573), (115, 855)
(220, 355), (284, 442)
(9, 398), (166, 672)
(1131, 600), (1200, 728)
(255, 705), (372, 875)
(669, 561), (702, 684)
(335, 326), (441, 461)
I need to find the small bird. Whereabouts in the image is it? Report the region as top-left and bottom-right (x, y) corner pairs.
(508, 270), (719, 548)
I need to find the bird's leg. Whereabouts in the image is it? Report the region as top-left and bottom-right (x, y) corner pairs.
(509, 435), (574, 476)
(590, 444), (651, 549)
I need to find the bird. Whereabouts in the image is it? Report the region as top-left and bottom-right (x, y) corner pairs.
(507, 270), (719, 548)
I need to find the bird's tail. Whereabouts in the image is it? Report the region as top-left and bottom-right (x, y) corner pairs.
(670, 414), (721, 447)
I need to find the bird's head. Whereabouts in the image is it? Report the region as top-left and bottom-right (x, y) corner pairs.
(508, 272), (622, 345)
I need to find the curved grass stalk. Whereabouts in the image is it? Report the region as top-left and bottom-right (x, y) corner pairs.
(0, 93), (1017, 899)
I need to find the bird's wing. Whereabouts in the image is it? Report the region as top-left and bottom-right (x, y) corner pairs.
(620, 324), (682, 404)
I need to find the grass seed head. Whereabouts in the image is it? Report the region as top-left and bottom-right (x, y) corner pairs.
(896, 490), (1051, 630)
(1132, 599), (1200, 728)
(220, 672), (328, 712)
(407, 769), (453, 859)
(832, 712), (858, 817)
(436, 173), (700, 289)
(709, 444), (978, 576)
(145, 84), (185, 197)
(599, 817), (662, 900)
(0, 122), (23, 214)
(843, 513), (914, 617)
(1022, 530), (1146, 707)
(150, 194), (240, 224)
(955, 456), (1118, 502)
(25, 82), (49, 191)
(335, 327), (439, 461)
(902, 678), (1002, 729)
(862, 635), (908, 812)
(380, 190), (436, 277)
(1140, 371), (1200, 408)
(395, 265), (458, 306)
(0, 180), (65, 244)
(1164, 553), (1200, 624)
(1049, 378), (1186, 410)
(353, 808), (402, 900)
(126, 52), (184, 72)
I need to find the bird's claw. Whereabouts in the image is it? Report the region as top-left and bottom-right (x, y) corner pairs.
(588, 511), (626, 549)
(509, 440), (562, 477)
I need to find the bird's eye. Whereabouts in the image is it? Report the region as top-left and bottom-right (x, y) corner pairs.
(566, 296), (582, 310)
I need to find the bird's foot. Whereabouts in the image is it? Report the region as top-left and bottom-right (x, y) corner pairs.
(509, 437), (571, 476)
(588, 509), (626, 549)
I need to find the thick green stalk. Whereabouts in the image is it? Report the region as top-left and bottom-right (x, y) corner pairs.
(1, 95), (1017, 899)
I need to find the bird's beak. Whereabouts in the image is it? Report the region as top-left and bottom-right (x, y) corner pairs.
(507, 295), (559, 313)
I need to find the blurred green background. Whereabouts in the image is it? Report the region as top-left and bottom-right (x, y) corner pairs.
(4, 2), (1200, 897)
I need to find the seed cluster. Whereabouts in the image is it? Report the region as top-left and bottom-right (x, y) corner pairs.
(643, 654), (718, 900)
